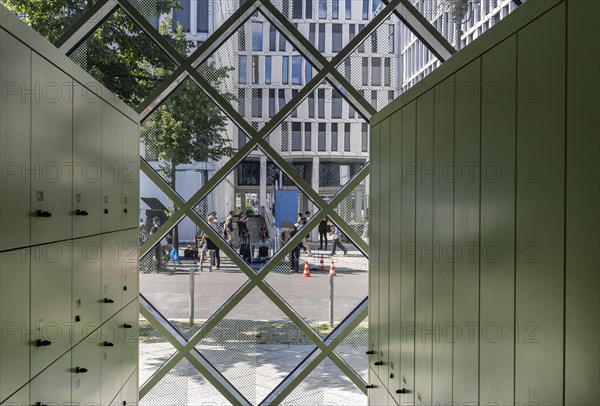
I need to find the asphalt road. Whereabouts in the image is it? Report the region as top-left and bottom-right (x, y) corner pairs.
(140, 247), (368, 324)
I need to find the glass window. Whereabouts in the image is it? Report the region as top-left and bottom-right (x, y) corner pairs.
(349, 24), (355, 42)
(281, 121), (289, 152)
(292, 0), (303, 18)
(252, 22), (263, 51)
(309, 23), (316, 46)
(318, 88), (325, 118)
(331, 90), (342, 118)
(344, 123), (351, 151)
(304, 123), (312, 151)
(332, 0), (339, 19)
(319, 0), (327, 18)
(252, 55), (259, 84)
(332, 24), (343, 52)
(389, 24), (395, 53)
(292, 122), (302, 151)
(371, 57), (381, 86)
(238, 129), (247, 148)
(331, 123), (338, 151)
(362, 0), (368, 19)
(371, 90), (377, 108)
(384, 58), (391, 86)
(305, 63), (313, 82)
(357, 24), (365, 52)
(282, 56), (289, 84)
(239, 55), (247, 84)
(318, 123), (326, 151)
(252, 89), (262, 118)
(362, 57), (368, 86)
(388, 90), (395, 102)
(269, 24), (276, 51)
(344, 59), (351, 80)
(372, 0), (381, 13)
(239, 26), (246, 51)
(278, 89), (286, 111)
(238, 88), (245, 116)
(305, 0), (313, 19)
(198, 0), (209, 32)
(371, 30), (378, 52)
(238, 161), (260, 185)
(292, 56), (302, 85)
(345, 0), (351, 19)
(291, 89), (299, 117)
(279, 32), (287, 51)
(308, 91), (315, 118)
(173, 1), (191, 31)
(269, 89), (275, 118)
(361, 123), (368, 152)
(320, 162), (341, 186)
(318, 24), (325, 52)
(348, 103), (355, 119)
(265, 56), (272, 84)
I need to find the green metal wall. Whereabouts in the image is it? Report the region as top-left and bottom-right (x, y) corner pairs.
(368, 0), (600, 404)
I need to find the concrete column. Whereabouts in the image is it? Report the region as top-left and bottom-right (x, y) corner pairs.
(260, 155), (267, 212)
(190, 0), (198, 35)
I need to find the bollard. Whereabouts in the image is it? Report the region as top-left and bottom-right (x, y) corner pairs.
(329, 271), (334, 328)
(189, 266), (195, 326)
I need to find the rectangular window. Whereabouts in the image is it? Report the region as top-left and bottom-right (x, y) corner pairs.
(252, 55), (259, 84)
(292, 122), (302, 151)
(389, 24), (395, 53)
(318, 24), (325, 52)
(282, 56), (289, 84)
(332, 0), (339, 19)
(278, 89), (286, 111)
(331, 90), (342, 118)
(238, 88), (245, 116)
(237, 161), (260, 185)
(281, 121), (289, 151)
(371, 31), (378, 52)
(279, 32), (286, 51)
(384, 58), (391, 86)
(362, 0), (368, 19)
(304, 123), (312, 151)
(305, 0), (313, 18)
(344, 59), (351, 80)
(292, 0), (303, 18)
(292, 56), (302, 85)
(344, 123), (351, 151)
(388, 90), (395, 102)
(371, 90), (377, 108)
(238, 129), (247, 148)
(252, 89), (262, 118)
(371, 57), (381, 86)
(332, 24), (342, 52)
(309, 23), (316, 46)
(331, 123), (338, 151)
(198, 0), (209, 32)
(308, 91), (315, 118)
(269, 25), (276, 51)
(239, 26), (246, 51)
(265, 56), (272, 84)
(349, 24), (355, 42)
(362, 57), (368, 86)
(372, 0), (380, 13)
(269, 89), (275, 118)
(305, 63), (313, 82)
(318, 123), (326, 151)
(252, 22), (263, 51)
(345, 0), (351, 19)
(173, 1), (191, 31)
(318, 89), (325, 118)
(320, 162), (341, 186)
(361, 123), (368, 152)
(357, 25), (365, 52)
(348, 103), (355, 119)
(319, 0), (327, 18)
(239, 55), (247, 84)
(291, 89), (299, 117)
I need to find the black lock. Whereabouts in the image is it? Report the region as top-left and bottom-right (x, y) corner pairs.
(36, 210), (52, 218)
(36, 339), (51, 347)
(104, 298), (114, 303)
(374, 361), (383, 366)
(366, 350), (375, 354)
(75, 367), (88, 373)
(104, 341), (114, 347)
(76, 209), (89, 216)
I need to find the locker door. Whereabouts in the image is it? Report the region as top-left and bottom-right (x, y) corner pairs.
(73, 83), (102, 239)
(121, 300), (139, 382)
(72, 337), (101, 405)
(101, 102), (123, 233)
(0, 250), (30, 401)
(399, 102), (416, 405)
(30, 352), (71, 406)
(121, 369), (139, 406)
(101, 232), (122, 323)
(122, 117), (139, 229)
(368, 124), (381, 371)
(72, 236), (102, 345)
(121, 229), (139, 306)
(30, 242), (72, 377)
(0, 30), (31, 250)
(368, 367), (388, 406)
(31, 53), (73, 245)
(0, 383), (28, 406)
(100, 315), (122, 405)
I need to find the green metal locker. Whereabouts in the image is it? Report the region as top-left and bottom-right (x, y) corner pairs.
(101, 102), (124, 234)
(72, 236), (102, 345)
(122, 118), (140, 229)
(369, 124), (381, 371)
(30, 352), (71, 405)
(101, 232), (123, 323)
(71, 336), (102, 405)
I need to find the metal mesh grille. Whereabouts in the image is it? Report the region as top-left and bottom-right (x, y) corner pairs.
(281, 358), (367, 405)
(334, 175), (370, 240)
(333, 320), (369, 381)
(196, 287), (317, 405)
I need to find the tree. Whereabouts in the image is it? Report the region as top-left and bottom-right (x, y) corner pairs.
(4, 0), (237, 248)
(441, 0), (472, 51)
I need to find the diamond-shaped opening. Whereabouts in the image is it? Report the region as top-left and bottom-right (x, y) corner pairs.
(197, 9), (319, 124)
(334, 174), (370, 241)
(193, 145), (320, 272)
(139, 214), (248, 339)
(138, 326), (178, 385)
(140, 78), (241, 189)
(68, 8), (177, 108)
(140, 356), (233, 405)
(280, 357), (367, 405)
(408, 0), (520, 50)
(333, 319), (369, 381)
(264, 218), (369, 340)
(337, 14), (441, 107)
(2, 1), (96, 44)
(195, 287), (318, 405)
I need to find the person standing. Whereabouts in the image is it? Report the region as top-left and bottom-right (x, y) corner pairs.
(289, 224), (301, 272)
(318, 217), (329, 250)
(330, 224), (347, 256)
(237, 214), (251, 262)
(223, 211), (235, 245)
(149, 217), (165, 272)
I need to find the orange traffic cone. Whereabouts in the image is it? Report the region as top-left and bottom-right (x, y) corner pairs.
(319, 255), (325, 271)
(303, 260), (311, 278)
(329, 260), (337, 277)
